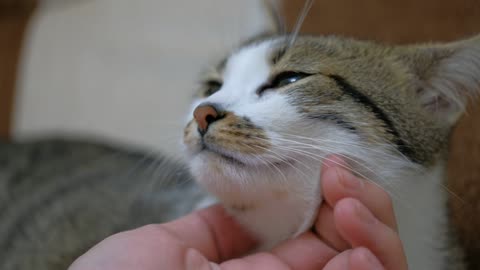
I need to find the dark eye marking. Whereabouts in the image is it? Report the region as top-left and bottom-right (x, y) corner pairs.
(203, 80), (222, 97)
(328, 74), (417, 163)
(307, 113), (357, 132)
(257, 71), (310, 96)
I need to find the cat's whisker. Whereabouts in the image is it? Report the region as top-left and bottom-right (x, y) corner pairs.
(269, 135), (403, 184)
(246, 151), (289, 186)
(247, 143), (313, 180)
(249, 136), (366, 180)
(278, 132), (404, 161)
(240, 143), (289, 184)
(248, 135), (406, 204)
(252, 135), (365, 174)
(121, 151), (162, 178)
(288, 0), (315, 48)
(250, 142), (315, 173)
(281, 130), (403, 157)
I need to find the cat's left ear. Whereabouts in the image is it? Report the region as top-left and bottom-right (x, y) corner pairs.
(402, 35), (480, 126)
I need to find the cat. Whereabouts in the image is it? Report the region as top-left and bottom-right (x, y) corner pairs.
(0, 138), (205, 270)
(182, 33), (480, 269)
(3, 14), (479, 270)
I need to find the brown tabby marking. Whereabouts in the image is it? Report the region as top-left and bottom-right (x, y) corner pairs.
(265, 36), (449, 165)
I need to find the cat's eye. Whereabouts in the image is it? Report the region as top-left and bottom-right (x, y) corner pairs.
(271, 72), (310, 88)
(203, 80), (222, 97)
(257, 71), (310, 95)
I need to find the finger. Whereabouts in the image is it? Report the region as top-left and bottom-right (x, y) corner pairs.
(323, 248), (384, 270)
(314, 204), (350, 251)
(321, 156), (398, 231)
(133, 232), (335, 270)
(218, 232), (338, 270)
(161, 205), (257, 262)
(70, 227), (191, 270)
(334, 198), (408, 270)
(322, 249), (350, 270)
(176, 247), (289, 270)
(348, 248), (385, 270)
(271, 232), (338, 269)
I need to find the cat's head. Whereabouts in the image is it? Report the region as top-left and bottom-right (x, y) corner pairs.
(182, 34), (480, 200)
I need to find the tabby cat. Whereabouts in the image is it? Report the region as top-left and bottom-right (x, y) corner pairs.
(2, 13), (480, 270)
(182, 33), (480, 269)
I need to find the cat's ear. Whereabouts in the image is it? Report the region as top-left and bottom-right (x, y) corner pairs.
(262, 0), (285, 35)
(402, 35), (480, 125)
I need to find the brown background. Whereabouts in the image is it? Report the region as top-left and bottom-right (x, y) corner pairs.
(0, 1), (36, 139)
(282, 0), (480, 265)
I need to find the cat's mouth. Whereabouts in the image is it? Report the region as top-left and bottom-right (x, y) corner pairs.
(200, 143), (247, 166)
(199, 142), (295, 169)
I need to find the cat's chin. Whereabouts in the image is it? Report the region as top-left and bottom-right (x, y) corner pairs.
(189, 150), (322, 249)
(189, 150), (300, 196)
(187, 148), (323, 250)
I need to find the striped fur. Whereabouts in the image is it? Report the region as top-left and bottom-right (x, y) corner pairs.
(0, 138), (201, 270)
(184, 34), (480, 269)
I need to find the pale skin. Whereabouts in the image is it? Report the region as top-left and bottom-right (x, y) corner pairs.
(69, 156), (408, 270)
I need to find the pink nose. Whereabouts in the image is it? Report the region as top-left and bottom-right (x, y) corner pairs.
(193, 104), (220, 135)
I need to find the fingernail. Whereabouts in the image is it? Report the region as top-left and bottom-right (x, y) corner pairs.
(354, 201), (376, 225)
(186, 248), (211, 270)
(209, 263), (221, 270)
(336, 168), (364, 190)
(355, 248), (383, 270)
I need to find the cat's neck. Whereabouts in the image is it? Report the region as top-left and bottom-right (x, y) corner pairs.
(223, 167), (322, 250)
(392, 163), (452, 269)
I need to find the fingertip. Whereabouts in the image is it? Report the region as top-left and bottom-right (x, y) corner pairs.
(321, 166), (345, 206)
(333, 198), (358, 223)
(349, 248), (384, 270)
(333, 198), (376, 247)
(334, 198), (377, 227)
(272, 232), (338, 269)
(321, 166), (339, 194)
(322, 155), (347, 170)
(314, 204), (350, 251)
(321, 161), (361, 207)
(185, 248), (212, 270)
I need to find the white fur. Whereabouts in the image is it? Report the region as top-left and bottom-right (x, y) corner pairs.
(394, 163), (449, 269)
(184, 41), (452, 267)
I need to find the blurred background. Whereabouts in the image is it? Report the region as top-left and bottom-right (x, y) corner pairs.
(1, 0), (275, 157)
(0, 0), (480, 266)
(1, 0), (479, 155)
(2, 0), (479, 154)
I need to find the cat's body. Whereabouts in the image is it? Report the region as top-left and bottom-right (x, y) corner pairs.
(183, 35), (480, 269)
(0, 138), (204, 270)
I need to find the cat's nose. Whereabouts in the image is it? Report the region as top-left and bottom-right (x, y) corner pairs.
(193, 104), (221, 135)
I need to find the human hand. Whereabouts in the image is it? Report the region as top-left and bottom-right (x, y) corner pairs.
(316, 156), (408, 270)
(69, 156), (407, 270)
